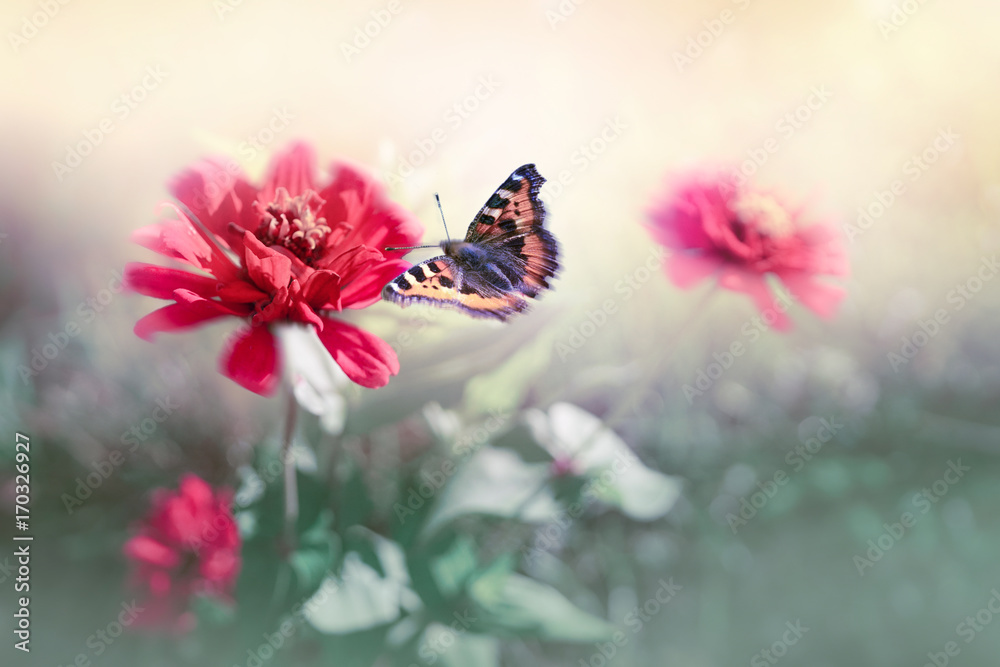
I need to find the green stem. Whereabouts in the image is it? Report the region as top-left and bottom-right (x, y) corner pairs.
(282, 388), (299, 552)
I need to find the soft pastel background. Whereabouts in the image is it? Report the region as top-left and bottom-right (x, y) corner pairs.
(3, 0), (1000, 665)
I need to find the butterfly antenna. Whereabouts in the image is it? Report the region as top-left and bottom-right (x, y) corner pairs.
(384, 193), (452, 252)
(384, 244), (439, 251)
(435, 193), (452, 244)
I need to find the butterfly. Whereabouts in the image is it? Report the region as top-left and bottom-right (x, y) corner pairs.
(381, 164), (559, 321)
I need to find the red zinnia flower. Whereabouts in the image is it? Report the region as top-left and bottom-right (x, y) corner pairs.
(648, 173), (849, 330)
(126, 142), (423, 394)
(123, 475), (240, 631)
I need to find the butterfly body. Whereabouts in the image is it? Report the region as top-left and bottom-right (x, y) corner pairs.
(382, 164), (559, 321)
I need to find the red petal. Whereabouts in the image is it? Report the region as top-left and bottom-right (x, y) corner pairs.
(125, 263), (219, 300)
(316, 317), (399, 388)
(178, 474), (215, 510)
(219, 325), (281, 395)
(124, 535), (180, 569)
(292, 301), (324, 329)
(778, 272), (846, 319)
(718, 268), (792, 331)
(217, 280), (269, 303)
(133, 204), (241, 282)
(663, 253), (720, 290)
(260, 142), (316, 201)
(170, 160), (259, 249)
(341, 258), (411, 309)
(318, 162), (424, 255)
(134, 299), (246, 341)
(301, 270), (342, 310)
(242, 232), (291, 293)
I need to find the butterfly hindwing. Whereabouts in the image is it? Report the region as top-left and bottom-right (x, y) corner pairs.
(380, 256), (528, 321)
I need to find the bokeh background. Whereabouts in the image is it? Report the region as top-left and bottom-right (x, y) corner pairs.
(3, 0), (1000, 665)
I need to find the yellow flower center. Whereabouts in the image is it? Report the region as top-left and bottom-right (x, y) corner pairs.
(732, 192), (794, 238)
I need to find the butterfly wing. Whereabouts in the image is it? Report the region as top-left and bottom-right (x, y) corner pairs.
(381, 256), (528, 321)
(464, 164), (559, 298)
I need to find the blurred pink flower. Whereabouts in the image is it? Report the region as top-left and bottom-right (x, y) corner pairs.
(648, 173), (849, 329)
(123, 475), (240, 633)
(126, 142), (423, 394)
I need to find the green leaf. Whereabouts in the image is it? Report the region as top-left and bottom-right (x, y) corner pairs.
(334, 464), (373, 534)
(432, 627), (501, 667)
(469, 573), (616, 642)
(289, 511), (337, 597)
(190, 593), (236, 627)
(429, 536), (480, 598)
(421, 447), (561, 539)
(305, 537), (415, 635)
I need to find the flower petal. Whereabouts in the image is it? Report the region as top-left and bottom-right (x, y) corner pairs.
(124, 535), (180, 569)
(169, 159), (258, 248)
(316, 317), (399, 388)
(717, 267), (792, 331)
(318, 162), (424, 257)
(342, 258), (412, 309)
(260, 142), (316, 201)
(777, 271), (846, 319)
(133, 204), (241, 282)
(125, 263), (219, 300)
(663, 253), (720, 290)
(134, 298), (246, 341)
(219, 325), (281, 395)
(241, 231), (291, 293)
(301, 270), (342, 311)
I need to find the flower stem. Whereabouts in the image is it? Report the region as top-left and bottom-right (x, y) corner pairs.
(282, 388), (299, 552)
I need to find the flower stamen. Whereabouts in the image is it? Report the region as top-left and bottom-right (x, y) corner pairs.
(255, 187), (331, 263)
(732, 192), (794, 238)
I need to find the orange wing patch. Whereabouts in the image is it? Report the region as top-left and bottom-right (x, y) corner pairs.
(468, 164), (545, 242)
(381, 256), (527, 321)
